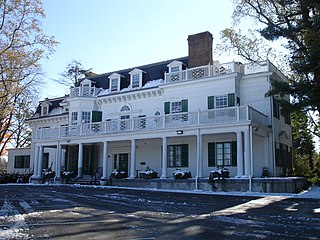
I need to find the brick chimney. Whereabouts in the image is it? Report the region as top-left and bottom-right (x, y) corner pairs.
(187, 31), (213, 68)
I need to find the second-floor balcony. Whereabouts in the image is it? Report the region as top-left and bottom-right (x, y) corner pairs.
(70, 86), (100, 97)
(35, 106), (269, 140)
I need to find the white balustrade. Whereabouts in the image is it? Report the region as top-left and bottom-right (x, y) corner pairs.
(35, 106), (268, 140)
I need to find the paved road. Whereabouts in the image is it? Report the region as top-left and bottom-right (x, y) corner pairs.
(0, 185), (319, 240)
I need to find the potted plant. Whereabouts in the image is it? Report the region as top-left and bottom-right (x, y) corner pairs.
(61, 170), (76, 183)
(110, 170), (128, 179)
(42, 167), (56, 183)
(173, 169), (192, 179)
(209, 167), (230, 180)
(139, 167), (158, 179)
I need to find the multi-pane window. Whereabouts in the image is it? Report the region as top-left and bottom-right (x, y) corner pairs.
(42, 106), (48, 115)
(14, 155), (30, 169)
(216, 142), (231, 166)
(208, 142), (236, 167)
(132, 74), (140, 88)
(215, 95), (228, 108)
(71, 112), (78, 125)
(120, 115), (130, 130)
(81, 112), (91, 124)
(171, 101), (182, 113)
(171, 66), (180, 72)
(168, 144), (188, 167)
(111, 78), (118, 92)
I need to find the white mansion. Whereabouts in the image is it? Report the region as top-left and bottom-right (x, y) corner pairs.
(14, 32), (292, 183)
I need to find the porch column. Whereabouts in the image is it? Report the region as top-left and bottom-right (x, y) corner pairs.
(102, 141), (108, 179)
(244, 128), (251, 176)
(129, 139), (136, 178)
(236, 131), (244, 177)
(32, 145), (39, 177)
(37, 146), (44, 178)
(55, 143), (61, 178)
(196, 131), (203, 178)
(161, 137), (168, 178)
(77, 143), (83, 178)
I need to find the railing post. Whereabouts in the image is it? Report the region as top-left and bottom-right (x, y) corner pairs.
(237, 105), (240, 121)
(197, 109), (200, 125)
(131, 118), (134, 131)
(163, 114), (166, 129)
(164, 71), (167, 83)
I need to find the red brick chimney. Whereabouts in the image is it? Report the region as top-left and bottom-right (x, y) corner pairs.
(187, 31), (213, 68)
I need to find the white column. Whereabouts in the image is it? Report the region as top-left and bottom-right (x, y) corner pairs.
(196, 131), (203, 178)
(37, 146), (44, 178)
(161, 137), (168, 178)
(77, 143), (83, 178)
(236, 131), (244, 177)
(102, 141), (108, 179)
(55, 143), (61, 178)
(129, 139), (136, 178)
(33, 145), (39, 177)
(244, 129), (251, 176)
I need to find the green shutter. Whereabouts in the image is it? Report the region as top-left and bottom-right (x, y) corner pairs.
(228, 93), (235, 107)
(164, 102), (170, 114)
(181, 144), (189, 167)
(208, 142), (216, 167)
(181, 99), (188, 112)
(231, 141), (237, 166)
(92, 111), (102, 122)
(208, 96), (215, 109)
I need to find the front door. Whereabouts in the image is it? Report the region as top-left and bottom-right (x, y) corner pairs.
(83, 145), (95, 175)
(114, 153), (129, 174)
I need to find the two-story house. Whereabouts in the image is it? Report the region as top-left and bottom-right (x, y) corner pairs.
(26, 31), (292, 187)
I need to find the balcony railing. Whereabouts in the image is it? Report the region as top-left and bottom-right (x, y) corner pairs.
(35, 106), (269, 140)
(165, 61), (272, 84)
(70, 86), (99, 97)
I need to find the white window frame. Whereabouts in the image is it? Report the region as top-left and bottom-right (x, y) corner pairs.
(108, 73), (122, 92)
(81, 111), (91, 124)
(171, 101), (182, 113)
(216, 142), (231, 166)
(129, 68), (144, 89)
(167, 61), (183, 73)
(40, 102), (50, 116)
(71, 112), (78, 125)
(215, 95), (228, 109)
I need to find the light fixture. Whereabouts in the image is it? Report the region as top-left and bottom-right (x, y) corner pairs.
(176, 130), (183, 135)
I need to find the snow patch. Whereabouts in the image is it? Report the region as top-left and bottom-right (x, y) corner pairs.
(0, 200), (29, 240)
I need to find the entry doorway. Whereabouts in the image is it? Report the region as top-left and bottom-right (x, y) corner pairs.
(113, 153), (129, 174)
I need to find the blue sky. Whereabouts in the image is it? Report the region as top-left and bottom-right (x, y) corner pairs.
(41, 0), (237, 99)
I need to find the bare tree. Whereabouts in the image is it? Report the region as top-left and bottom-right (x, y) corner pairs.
(0, 0), (58, 157)
(55, 59), (95, 87)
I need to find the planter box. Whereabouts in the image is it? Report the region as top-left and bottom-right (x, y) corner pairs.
(140, 172), (158, 179)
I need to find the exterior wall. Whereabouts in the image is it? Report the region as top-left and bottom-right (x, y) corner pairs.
(7, 148), (32, 173)
(25, 58), (292, 184)
(240, 74), (272, 119)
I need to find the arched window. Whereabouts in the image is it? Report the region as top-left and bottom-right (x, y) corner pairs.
(120, 105), (131, 130)
(120, 105), (131, 112)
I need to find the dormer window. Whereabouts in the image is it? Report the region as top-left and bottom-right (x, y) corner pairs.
(171, 66), (180, 72)
(129, 68), (144, 89)
(42, 106), (48, 115)
(132, 74), (140, 88)
(40, 102), (50, 116)
(167, 60), (184, 73)
(111, 78), (118, 92)
(108, 73), (122, 93)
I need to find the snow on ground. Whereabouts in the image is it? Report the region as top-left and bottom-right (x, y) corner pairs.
(0, 200), (30, 240)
